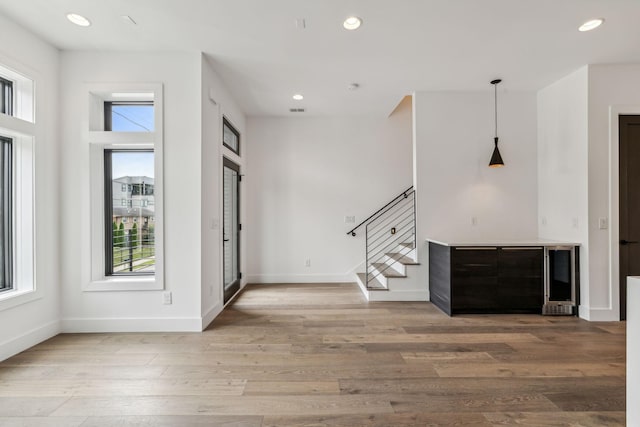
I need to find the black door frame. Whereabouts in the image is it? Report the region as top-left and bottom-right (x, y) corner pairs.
(223, 156), (241, 304)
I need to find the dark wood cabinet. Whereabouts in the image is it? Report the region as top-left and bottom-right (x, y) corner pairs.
(429, 242), (544, 315)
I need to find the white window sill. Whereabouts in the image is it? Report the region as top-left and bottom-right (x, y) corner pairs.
(85, 276), (162, 292)
(0, 288), (40, 312)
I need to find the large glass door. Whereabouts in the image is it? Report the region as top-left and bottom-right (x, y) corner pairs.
(223, 157), (240, 304)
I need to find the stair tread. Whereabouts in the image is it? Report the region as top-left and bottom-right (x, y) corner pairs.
(386, 252), (420, 265)
(356, 273), (387, 291)
(371, 263), (407, 278)
(399, 242), (415, 250)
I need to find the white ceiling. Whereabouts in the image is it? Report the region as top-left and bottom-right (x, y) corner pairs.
(1, 0), (639, 117)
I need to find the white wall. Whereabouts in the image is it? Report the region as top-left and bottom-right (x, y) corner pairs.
(414, 90), (539, 298)
(537, 67), (590, 310)
(0, 13), (60, 360)
(414, 90), (539, 240)
(200, 55), (247, 328)
(59, 51), (204, 331)
(587, 64), (640, 321)
(245, 99), (413, 282)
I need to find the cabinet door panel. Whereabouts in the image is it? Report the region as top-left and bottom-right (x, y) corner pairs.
(452, 248), (499, 310)
(498, 248), (543, 312)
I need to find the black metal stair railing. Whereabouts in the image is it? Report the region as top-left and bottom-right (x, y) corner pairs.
(347, 187), (416, 289)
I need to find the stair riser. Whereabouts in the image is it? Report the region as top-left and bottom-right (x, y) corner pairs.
(397, 245), (416, 260)
(381, 255), (407, 275)
(367, 267), (389, 287)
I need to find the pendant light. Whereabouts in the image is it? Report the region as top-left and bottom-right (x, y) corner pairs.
(489, 79), (505, 168)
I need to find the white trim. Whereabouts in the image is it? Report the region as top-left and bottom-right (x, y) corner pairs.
(579, 305), (619, 322)
(0, 115), (35, 136)
(84, 83), (164, 292)
(201, 301), (223, 331)
(0, 61), (35, 123)
(245, 274), (353, 283)
(87, 131), (156, 145)
(609, 105), (640, 321)
(0, 320), (60, 362)
(61, 317), (202, 333)
(0, 123), (37, 309)
(368, 289), (429, 302)
(85, 277), (160, 292)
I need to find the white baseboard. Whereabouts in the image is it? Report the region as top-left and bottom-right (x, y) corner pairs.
(61, 317), (203, 333)
(201, 301), (223, 331)
(579, 305), (620, 321)
(0, 320), (61, 362)
(368, 290), (429, 302)
(245, 274), (352, 283)
(354, 277), (371, 301)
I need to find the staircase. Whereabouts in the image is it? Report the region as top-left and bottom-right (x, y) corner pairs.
(348, 187), (424, 301)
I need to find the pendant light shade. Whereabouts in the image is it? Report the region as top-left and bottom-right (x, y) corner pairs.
(489, 79), (505, 168)
(489, 137), (504, 167)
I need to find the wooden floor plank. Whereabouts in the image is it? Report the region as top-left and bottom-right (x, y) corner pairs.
(262, 412), (492, 427)
(483, 411), (626, 426)
(0, 417), (87, 427)
(50, 395), (395, 417)
(0, 282), (625, 423)
(78, 415), (263, 427)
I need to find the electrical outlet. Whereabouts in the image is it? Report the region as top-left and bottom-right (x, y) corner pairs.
(541, 216), (547, 226)
(471, 217), (478, 226)
(163, 291), (172, 305)
(572, 218), (579, 229)
(305, 258), (311, 267)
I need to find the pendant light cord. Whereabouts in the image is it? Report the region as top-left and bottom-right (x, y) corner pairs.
(494, 82), (498, 139)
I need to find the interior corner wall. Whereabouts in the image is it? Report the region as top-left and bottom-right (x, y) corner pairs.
(587, 64), (640, 321)
(536, 66), (590, 314)
(245, 106), (413, 283)
(0, 13), (61, 361)
(413, 90), (539, 240)
(59, 51), (204, 332)
(200, 55), (246, 329)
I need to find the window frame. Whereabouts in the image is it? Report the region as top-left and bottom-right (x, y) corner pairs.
(0, 59), (36, 310)
(0, 136), (12, 292)
(222, 116), (240, 155)
(85, 83), (164, 292)
(0, 77), (13, 116)
(103, 148), (155, 277)
(104, 101), (154, 132)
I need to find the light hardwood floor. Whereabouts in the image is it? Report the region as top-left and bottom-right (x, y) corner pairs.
(0, 283), (626, 426)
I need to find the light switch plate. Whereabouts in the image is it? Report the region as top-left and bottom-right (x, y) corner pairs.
(599, 217), (608, 230)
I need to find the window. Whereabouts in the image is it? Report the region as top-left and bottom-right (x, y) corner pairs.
(0, 77), (12, 116)
(0, 62), (35, 308)
(104, 150), (155, 276)
(0, 136), (12, 292)
(223, 117), (240, 155)
(87, 84), (163, 291)
(104, 102), (154, 132)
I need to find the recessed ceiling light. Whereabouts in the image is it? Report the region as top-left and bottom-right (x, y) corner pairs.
(292, 94), (304, 101)
(579, 18), (604, 32)
(66, 13), (91, 27)
(343, 16), (362, 30)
